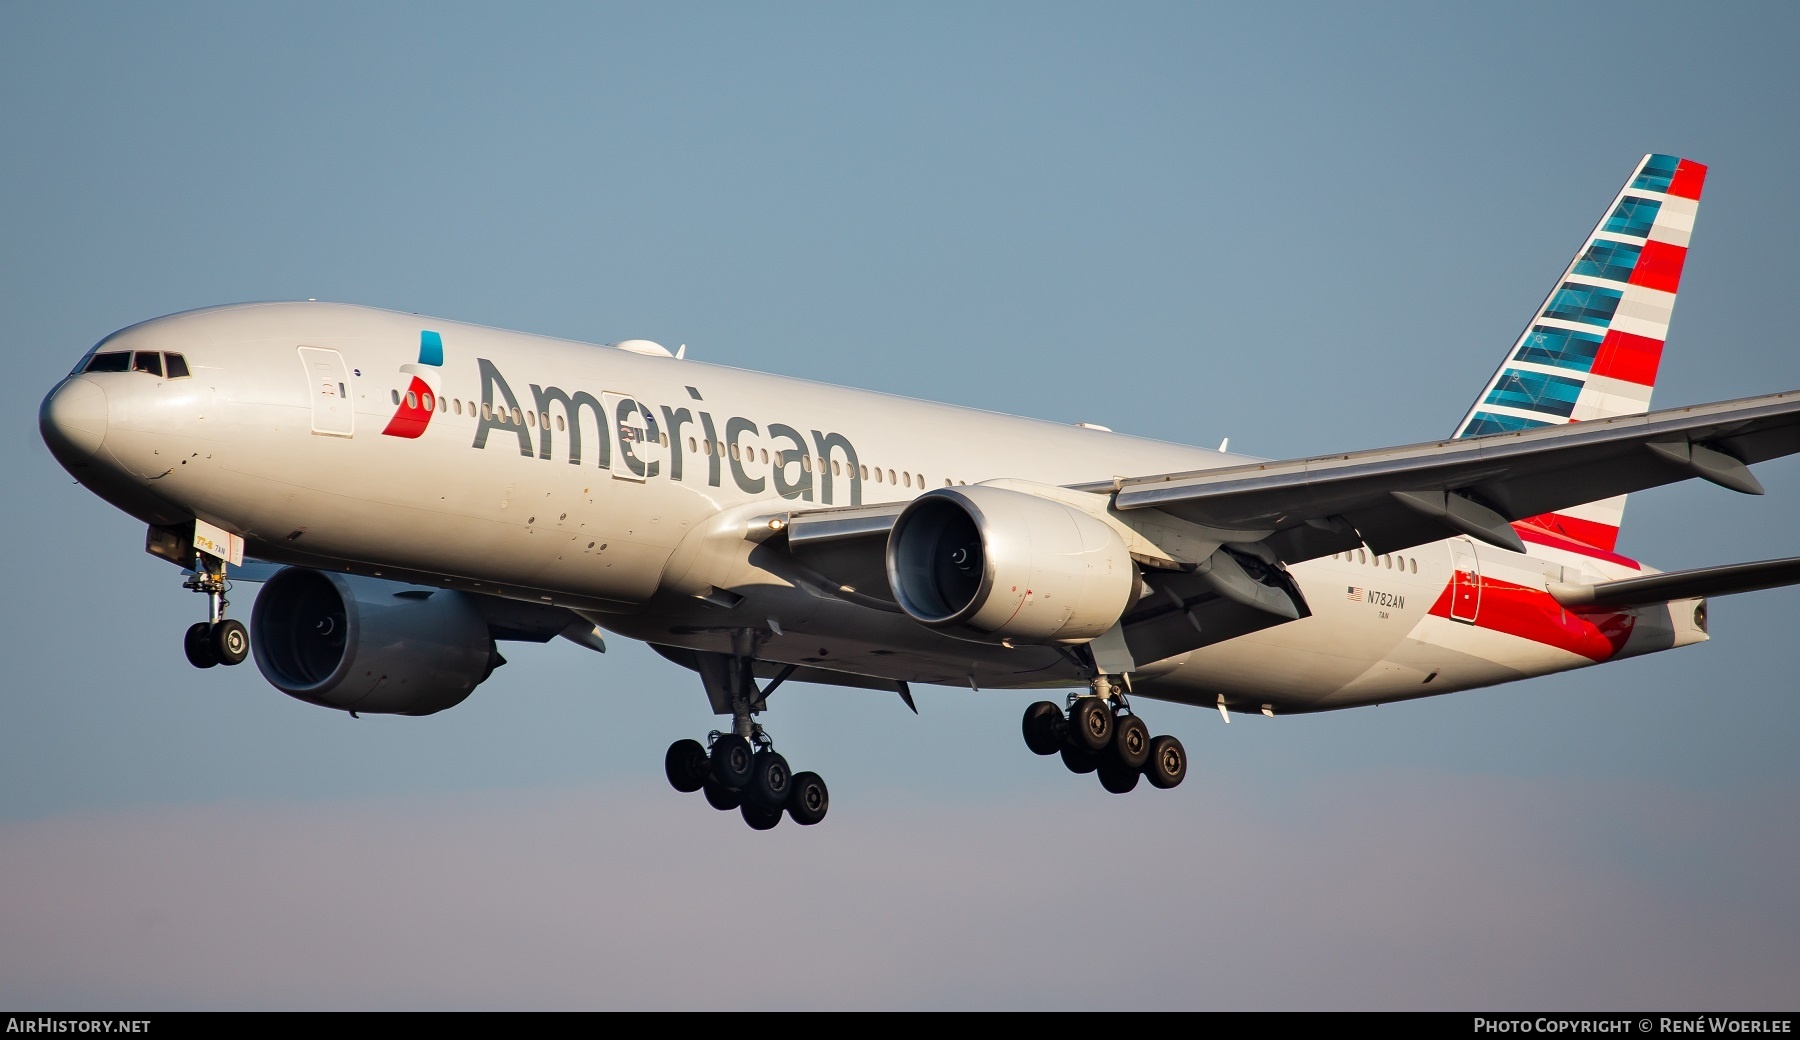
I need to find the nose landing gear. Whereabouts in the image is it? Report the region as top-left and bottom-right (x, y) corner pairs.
(181, 553), (248, 668)
(1022, 679), (1186, 794)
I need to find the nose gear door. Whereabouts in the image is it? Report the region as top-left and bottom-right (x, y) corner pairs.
(298, 346), (354, 438)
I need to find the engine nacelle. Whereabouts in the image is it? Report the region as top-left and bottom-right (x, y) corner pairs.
(250, 568), (501, 716)
(886, 485), (1136, 644)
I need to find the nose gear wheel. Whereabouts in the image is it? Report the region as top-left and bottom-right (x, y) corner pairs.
(181, 550), (248, 669)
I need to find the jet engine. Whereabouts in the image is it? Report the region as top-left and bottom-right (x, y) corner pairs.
(886, 485), (1136, 644)
(249, 568), (502, 716)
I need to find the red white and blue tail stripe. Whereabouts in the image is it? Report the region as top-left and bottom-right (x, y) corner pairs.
(1453, 153), (1706, 554)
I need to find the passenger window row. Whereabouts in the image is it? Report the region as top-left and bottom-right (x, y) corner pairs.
(82, 351), (190, 378)
(1333, 549), (1419, 574)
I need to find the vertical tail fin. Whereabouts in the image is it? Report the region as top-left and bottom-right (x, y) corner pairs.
(1453, 153), (1707, 552)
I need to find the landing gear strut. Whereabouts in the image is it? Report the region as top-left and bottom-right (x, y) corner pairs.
(664, 653), (829, 829)
(182, 552), (247, 668)
(1022, 678), (1186, 794)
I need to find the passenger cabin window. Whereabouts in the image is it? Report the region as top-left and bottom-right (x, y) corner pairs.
(132, 352), (163, 377)
(83, 351), (131, 373)
(164, 353), (191, 378)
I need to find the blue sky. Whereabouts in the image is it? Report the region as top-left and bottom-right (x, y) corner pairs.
(3, 1), (1797, 1009)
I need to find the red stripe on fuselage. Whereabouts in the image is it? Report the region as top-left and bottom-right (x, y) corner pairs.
(1428, 574), (1636, 662)
(1515, 511), (1621, 553)
(382, 376), (434, 439)
(1512, 523), (1643, 570)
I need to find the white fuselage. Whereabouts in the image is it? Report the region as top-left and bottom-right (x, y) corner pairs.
(46, 302), (1707, 716)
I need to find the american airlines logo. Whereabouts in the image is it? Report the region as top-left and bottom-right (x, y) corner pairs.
(381, 330), (444, 439)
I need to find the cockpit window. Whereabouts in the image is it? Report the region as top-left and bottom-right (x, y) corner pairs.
(164, 353), (191, 379)
(83, 352), (131, 373)
(132, 352), (164, 377)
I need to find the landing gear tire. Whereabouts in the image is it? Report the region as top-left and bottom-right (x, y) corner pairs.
(741, 802), (783, 830)
(210, 619), (249, 665)
(703, 779), (742, 811)
(1145, 734), (1187, 790)
(1097, 757), (1141, 794)
(665, 739), (710, 794)
(1060, 744), (1099, 775)
(1022, 701), (1065, 755)
(787, 771), (829, 825)
(711, 734), (754, 788)
(1111, 713), (1150, 772)
(184, 622), (219, 669)
(747, 751), (792, 810)
(1068, 697), (1113, 752)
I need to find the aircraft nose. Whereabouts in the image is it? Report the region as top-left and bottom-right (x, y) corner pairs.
(39, 376), (109, 465)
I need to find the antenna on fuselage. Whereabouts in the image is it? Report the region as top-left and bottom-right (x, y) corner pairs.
(1218, 437), (1229, 452)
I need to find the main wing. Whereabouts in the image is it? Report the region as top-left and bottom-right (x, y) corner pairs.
(1097, 387), (1800, 561)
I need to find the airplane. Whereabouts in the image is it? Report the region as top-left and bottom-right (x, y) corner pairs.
(38, 154), (1800, 830)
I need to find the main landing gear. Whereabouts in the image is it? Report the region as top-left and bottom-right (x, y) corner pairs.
(182, 553), (247, 669)
(1021, 680), (1186, 794)
(663, 728), (829, 830)
(664, 653), (829, 830)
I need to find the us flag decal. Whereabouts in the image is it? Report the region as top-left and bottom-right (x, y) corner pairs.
(1346, 586), (1363, 601)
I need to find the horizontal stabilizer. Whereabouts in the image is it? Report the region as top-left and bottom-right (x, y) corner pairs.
(1549, 556), (1800, 608)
